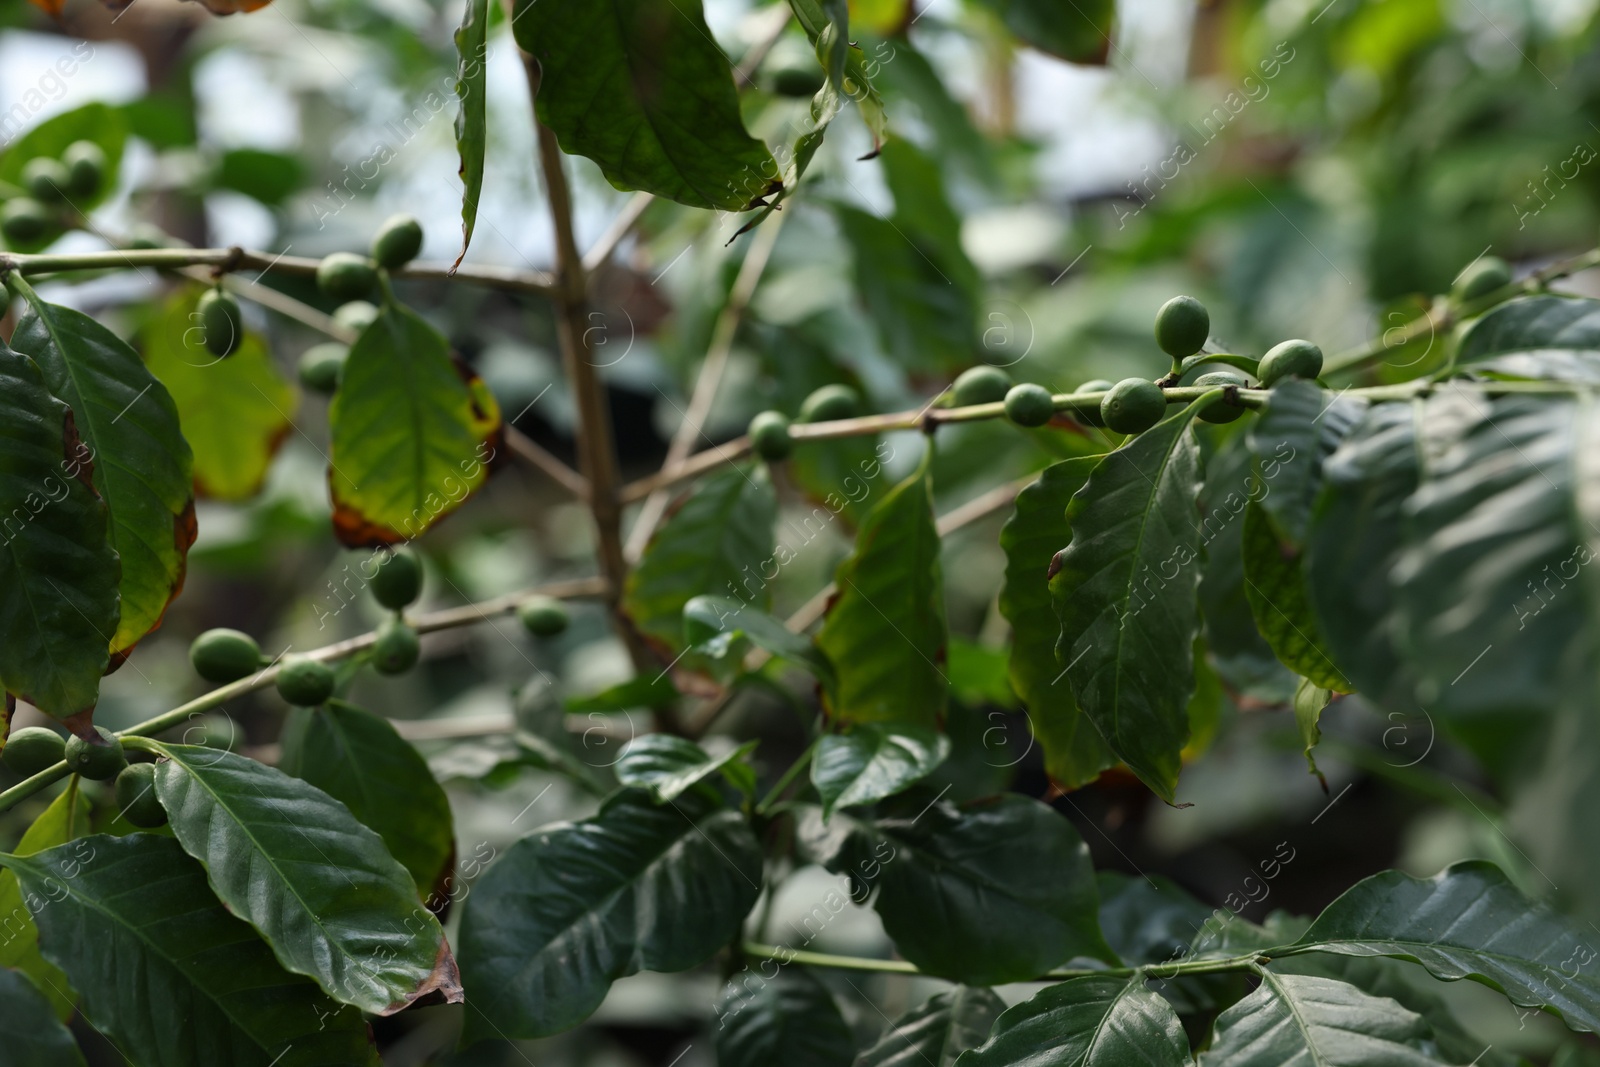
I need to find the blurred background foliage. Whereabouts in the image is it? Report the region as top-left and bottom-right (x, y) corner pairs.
(4, 0), (1600, 1062)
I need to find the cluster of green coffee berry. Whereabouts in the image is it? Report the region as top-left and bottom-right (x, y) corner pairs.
(2, 727), (167, 829)
(0, 140), (106, 245)
(296, 214), (426, 394)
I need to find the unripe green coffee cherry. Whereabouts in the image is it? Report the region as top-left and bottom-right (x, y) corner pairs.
(0, 198), (51, 244)
(372, 616), (421, 675)
(1067, 379), (1114, 426)
(371, 214), (424, 269)
(1257, 339), (1323, 387)
(276, 657), (336, 707)
(298, 343), (349, 394)
(767, 64), (826, 98)
(3, 727), (66, 777)
(518, 595), (570, 637)
(952, 365), (1013, 407)
(64, 727), (127, 781)
(62, 141), (106, 198)
(798, 384), (861, 423)
(749, 410), (793, 461)
(1076, 379), (1114, 393)
(115, 763), (168, 828)
(1155, 295), (1210, 358)
(370, 548), (423, 610)
(198, 289), (244, 358)
(1101, 378), (1166, 434)
(1193, 370), (1248, 424)
(1004, 383), (1055, 427)
(317, 253), (378, 303)
(1451, 256), (1511, 303)
(22, 157), (70, 203)
(333, 300), (380, 333)
(190, 628), (264, 683)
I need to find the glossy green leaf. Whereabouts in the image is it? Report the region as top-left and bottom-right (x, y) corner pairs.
(999, 456), (1114, 789)
(716, 967), (855, 1067)
(0, 785), (88, 1020)
(854, 987), (1005, 1067)
(457, 788), (762, 1040)
(614, 733), (758, 802)
(1, 834), (378, 1067)
(1248, 379), (1367, 546)
(278, 699), (455, 896)
(149, 743), (461, 1015)
(0, 341), (120, 719)
(1097, 871), (1241, 1015)
(1456, 295), (1600, 381)
(1241, 501), (1351, 692)
(511, 0), (779, 211)
(798, 794), (1112, 983)
(328, 301), (501, 546)
(953, 974), (1188, 1067)
(1287, 860), (1600, 1033)
(624, 465), (776, 650)
(1053, 403), (1207, 803)
(11, 279), (194, 657)
(0, 967), (85, 1067)
(812, 724), (949, 818)
(684, 595), (836, 684)
(1198, 971), (1450, 1067)
(143, 289), (296, 502)
(967, 0), (1113, 62)
(452, 0), (489, 266)
(816, 456), (947, 728)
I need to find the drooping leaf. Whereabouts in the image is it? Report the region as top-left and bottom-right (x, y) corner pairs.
(998, 456), (1115, 789)
(1053, 403), (1207, 803)
(966, 0), (1114, 62)
(0, 967), (85, 1067)
(149, 743), (461, 1016)
(327, 301), (501, 546)
(0, 341), (120, 719)
(683, 595), (836, 684)
(143, 289), (296, 502)
(1247, 379), (1367, 547)
(1240, 501), (1351, 692)
(452, 0), (489, 267)
(457, 788), (762, 1040)
(952, 974), (1188, 1067)
(1198, 971), (1451, 1066)
(797, 794), (1113, 983)
(613, 733), (758, 802)
(0, 784), (89, 1020)
(512, 0), (780, 211)
(812, 724), (949, 818)
(716, 967), (855, 1067)
(854, 987), (1005, 1067)
(1293, 677), (1333, 781)
(11, 280), (195, 657)
(278, 699), (455, 896)
(624, 465), (776, 651)
(1456, 295), (1600, 381)
(0, 834), (378, 1067)
(816, 456), (947, 729)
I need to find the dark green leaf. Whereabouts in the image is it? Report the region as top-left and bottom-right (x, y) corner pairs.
(0, 785), (88, 1021)
(512, 0), (779, 211)
(684, 595), (836, 684)
(999, 457), (1115, 789)
(798, 794), (1112, 983)
(953, 974), (1188, 1067)
(1248, 379), (1366, 546)
(1097, 871), (1241, 1016)
(854, 987), (1005, 1067)
(717, 967), (855, 1067)
(1, 834), (378, 1067)
(790, 436), (883, 529)
(614, 733), (757, 802)
(452, 0), (489, 265)
(816, 456), (947, 729)
(279, 699), (455, 896)
(1241, 501), (1351, 692)
(967, 0), (1112, 61)
(12, 281), (194, 657)
(150, 743), (461, 1015)
(0, 341), (119, 718)
(1054, 403), (1208, 803)
(812, 725), (949, 818)
(566, 672), (679, 711)
(215, 148), (303, 205)
(457, 789), (762, 1039)
(0, 967), (85, 1067)
(1456, 295), (1600, 381)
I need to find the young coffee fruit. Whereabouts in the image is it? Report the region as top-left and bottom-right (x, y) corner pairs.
(298, 343), (349, 394)
(372, 213), (424, 269)
(370, 548), (423, 610)
(0, 198), (51, 244)
(1451, 256), (1511, 303)
(1155, 295), (1210, 358)
(1193, 370), (1248, 424)
(1068, 379), (1114, 426)
(798, 384), (861, 423)
(1258, 339), (1323, 386)
(372, 617), (421, 675)
(1101, 378), (1167, 434)
(22, 157), (71, 203)
(766, 63), (826, 98)
(952, 365), (1012, 407)
(115, 763), (168, 828)
(1004, 383), (1056, 427)
(3, 727), (66, 778)
(276, 657), (336, 707)
(198, 289), (244, 358)
(64, 727), (127, 781)
(190, 628), (263, 683)
(518, 595), (570, 638)
(62, 141), (106, 198)
(334, 300), (380, 333)
(749, 410), (793, 461)
(317, 252), (378, 303)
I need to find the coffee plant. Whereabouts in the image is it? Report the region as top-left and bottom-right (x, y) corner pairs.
(2, 0), (1600, 1064)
